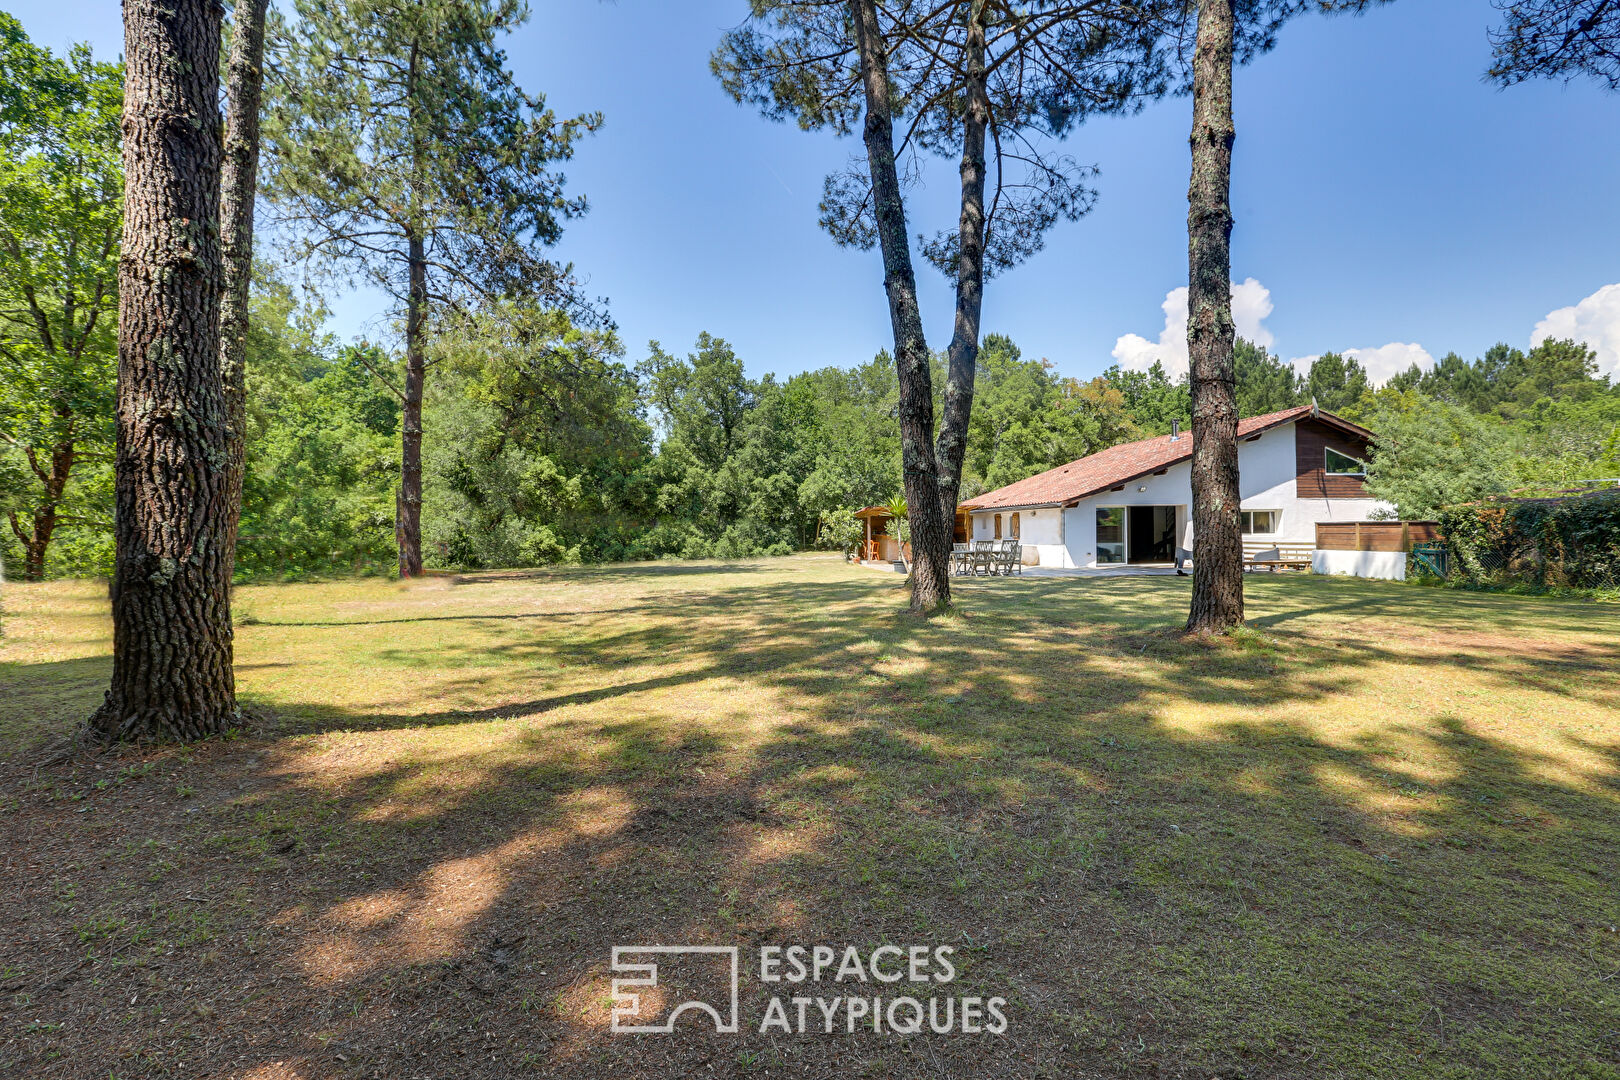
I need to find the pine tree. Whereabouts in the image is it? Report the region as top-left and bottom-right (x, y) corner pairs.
(1179, 0), (1392, 634)
(715, 0), (1168, 611)
(263, 0), (599, 577)
(89, 0), (238, 741)
(1183, 0), (1244, 635)
(1233, 338), (1305, 415)
(1305, 351), (1370, 412)
(1489, 0), (1619, 89)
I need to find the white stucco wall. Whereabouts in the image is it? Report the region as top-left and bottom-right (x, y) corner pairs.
(969, 505), (1064, 565)
(967, 423), (1394, 568)
(1231, 425), (1387, 545)
(1313, 549), (1407, 581)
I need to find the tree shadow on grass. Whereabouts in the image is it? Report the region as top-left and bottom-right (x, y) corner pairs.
(1, 567), (1617, 1078)
(448, 560), (801, 587)
(258, 573), (1620, 735)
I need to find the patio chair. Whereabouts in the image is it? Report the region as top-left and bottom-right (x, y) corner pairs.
(998, 540), (1023, 576)
(957, 539), (989, 576)
(951, 544), (974, 576)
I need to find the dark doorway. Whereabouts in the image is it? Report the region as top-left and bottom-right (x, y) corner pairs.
(1128, 506), (1177, 563)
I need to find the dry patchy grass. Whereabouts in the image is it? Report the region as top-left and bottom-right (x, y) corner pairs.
(1, 554), (1618, 1079)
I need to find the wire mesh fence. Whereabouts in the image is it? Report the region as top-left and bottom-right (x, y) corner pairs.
(1427, 490), (1620, 599)
(1410, 540), (1620, 596)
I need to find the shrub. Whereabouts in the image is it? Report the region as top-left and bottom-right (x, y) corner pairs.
(816, 507), (863, 557)
(1439, 489), (1620, 595)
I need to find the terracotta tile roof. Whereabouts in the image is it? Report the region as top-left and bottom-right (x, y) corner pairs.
(960, 405), (1357, 511)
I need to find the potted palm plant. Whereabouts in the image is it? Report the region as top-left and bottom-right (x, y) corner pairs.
(886, 496), (911, 573)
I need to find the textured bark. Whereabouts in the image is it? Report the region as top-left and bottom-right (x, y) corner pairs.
(1184, 0), (1244, 635)
(849, 0), (951, 612)
(397, 231), (426, 579)
(934, 1), (989, 527)
(89, 0), (237, 741)
(219, 0), (269, 578)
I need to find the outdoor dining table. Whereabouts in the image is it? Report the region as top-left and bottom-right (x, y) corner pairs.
(954, 542), (1013, 576)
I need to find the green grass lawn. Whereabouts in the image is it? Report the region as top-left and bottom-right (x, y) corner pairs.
(2, 554), (1618, 1079)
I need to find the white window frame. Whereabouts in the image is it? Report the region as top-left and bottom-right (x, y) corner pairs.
(1324, 447), (1366, 477)
(1241, 509), (1280, 535)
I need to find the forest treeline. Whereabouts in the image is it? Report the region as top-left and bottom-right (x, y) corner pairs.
(10, 259), (1617, 579)
(228, 310), (1620, 573)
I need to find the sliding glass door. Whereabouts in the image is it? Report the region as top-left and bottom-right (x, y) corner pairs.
(1096, 507), (1125, 564)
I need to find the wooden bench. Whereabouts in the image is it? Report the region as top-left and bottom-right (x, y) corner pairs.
(1243, 543), (1314, 572)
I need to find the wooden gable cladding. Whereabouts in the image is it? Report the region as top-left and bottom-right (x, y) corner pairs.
(1295, 418), (1371, 498)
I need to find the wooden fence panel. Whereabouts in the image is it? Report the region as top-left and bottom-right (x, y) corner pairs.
(1315, 521), (1440, 552)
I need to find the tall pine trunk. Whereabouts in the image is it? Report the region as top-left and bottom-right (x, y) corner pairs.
(849, 0), (951, 612)
(219, 0), (269, 578)
(395, 41), (426, 581)
(1184, 0), (1244, 635)
(934, 0), (989, 527)
(397, 233), (426, 579)
(89, 0), (237, 742)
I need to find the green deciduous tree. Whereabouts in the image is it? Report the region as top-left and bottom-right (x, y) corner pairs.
(816, 506), (864, 556)
(263, 0), (600, 577)
(422, 301), (647, 567)
(1353, 388), (1513, 519)
(638, 334), (796, 557)
(794, 354), (903, 517)
(237, 277), (401, 576)
(640, 334), (756, 475)
(1101, 360), (1191, 434)
(0, 16), (120, 580)
(964, 334), (1141, 493)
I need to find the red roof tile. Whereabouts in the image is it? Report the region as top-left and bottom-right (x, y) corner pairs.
(960, 405), (1367, 511)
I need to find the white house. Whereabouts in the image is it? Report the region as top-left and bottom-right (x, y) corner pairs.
(958, 405), (1392, 569)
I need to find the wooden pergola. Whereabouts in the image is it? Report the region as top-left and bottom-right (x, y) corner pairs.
(853, 505), (970, 563)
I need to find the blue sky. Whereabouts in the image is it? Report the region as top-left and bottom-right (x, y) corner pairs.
(12, 0), (1620, 382)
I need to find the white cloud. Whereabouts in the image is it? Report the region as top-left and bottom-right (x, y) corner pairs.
(1232, 279), (1277, 350)
(1290, 343), (1435, 386)
(1349, 343), (1436, 384)
(1533, 282), (1620, 377)
(1115, 279), (1441, 388)
(1112, 278), (1275, 378)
